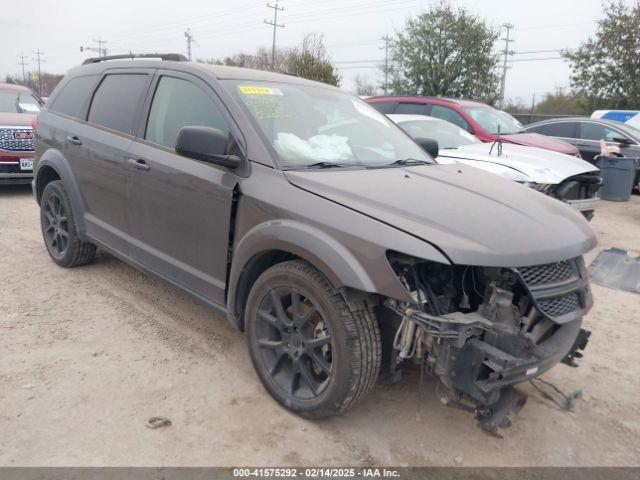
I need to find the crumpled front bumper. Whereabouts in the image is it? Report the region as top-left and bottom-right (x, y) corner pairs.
(565, 196), (600, 213)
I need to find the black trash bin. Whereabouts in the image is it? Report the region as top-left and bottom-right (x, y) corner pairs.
(597, 156), (638, 202)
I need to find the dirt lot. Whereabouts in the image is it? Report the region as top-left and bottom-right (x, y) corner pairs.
(1, 184), (639, 467)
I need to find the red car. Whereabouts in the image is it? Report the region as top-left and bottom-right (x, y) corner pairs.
(0, 83), (41, 185)
(366, 96), (580, 157)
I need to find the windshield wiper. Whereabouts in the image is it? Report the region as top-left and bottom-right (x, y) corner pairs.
(386, 158), (433, 167)
(291, 161), (354, 170)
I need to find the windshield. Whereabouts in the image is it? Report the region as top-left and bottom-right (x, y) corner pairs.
(227, 81), (433, 168)
(397, 118), (480, 149)
(463, 106), (523, 135)
(0, 91), (42, 114)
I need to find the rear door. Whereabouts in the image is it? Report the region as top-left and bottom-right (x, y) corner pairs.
(126, 71), (243, 304)
(578, 121), (630, 162)
(73, 70), (153, 253)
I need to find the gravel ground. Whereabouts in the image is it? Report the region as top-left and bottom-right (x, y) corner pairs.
(1, 184), (639, 467)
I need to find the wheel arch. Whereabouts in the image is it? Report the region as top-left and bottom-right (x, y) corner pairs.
(35, 150), (87, 234)
(226, 220), (378, 331)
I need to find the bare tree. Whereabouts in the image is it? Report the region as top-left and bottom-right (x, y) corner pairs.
(354, 74), (377, 96)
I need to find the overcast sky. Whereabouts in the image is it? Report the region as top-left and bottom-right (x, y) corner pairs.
(1, 0), (631, 102)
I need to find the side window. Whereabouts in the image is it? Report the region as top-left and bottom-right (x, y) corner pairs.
(394, 102), (429, 115)
(542, 122), (578, 138)
(430, 105), (470, 131)
(580, 122), (622, 142)
(49, 75), (97, 119)
(88, 74), (149, 135)
(145, 76), (229, 149)
(368, 101), (397, 114)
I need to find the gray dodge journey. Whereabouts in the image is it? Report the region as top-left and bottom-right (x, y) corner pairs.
(33, 54), (596, 434)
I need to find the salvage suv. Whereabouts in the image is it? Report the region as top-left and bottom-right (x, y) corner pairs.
(33, 54), (595, 434)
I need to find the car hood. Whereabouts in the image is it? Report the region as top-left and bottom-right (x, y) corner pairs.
(501, 132), (578, 155)
(284, 164), (596, 267)
(438, 143), (599, 184)
(0, 112), (35, 127)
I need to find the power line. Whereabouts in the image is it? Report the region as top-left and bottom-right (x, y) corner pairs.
(264, 0), (284, 70)
(81, 38), (108, 57)
(498, 23), (515, 109)
(517, 21), (596, 31)
(509, 57), (566, 63)
(185, 28), (195, 61)
(32, 50), (44, 95)
(17, 54), (29, 84)
(382, 34), (390, 95)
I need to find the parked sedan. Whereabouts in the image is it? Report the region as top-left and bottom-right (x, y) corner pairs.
(0, 83), (41, 185)
(524, 117), (640, 190)
(390, 114), (602, 219)
(366, 96), (581, 156)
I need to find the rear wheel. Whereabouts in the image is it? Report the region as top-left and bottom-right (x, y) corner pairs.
(40, 180), (96, 267)
(245, 260), (381, 418)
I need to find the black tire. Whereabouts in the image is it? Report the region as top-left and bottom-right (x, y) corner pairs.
(245, 260), (381, 418)
(40, 180), (96, 268)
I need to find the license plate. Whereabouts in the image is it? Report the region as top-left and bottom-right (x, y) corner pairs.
(20, 158), (33, 171)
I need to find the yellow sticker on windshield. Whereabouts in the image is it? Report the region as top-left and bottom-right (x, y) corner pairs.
(239, 85), (283, 96)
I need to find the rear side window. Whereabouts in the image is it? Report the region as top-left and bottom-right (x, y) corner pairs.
(368, 101), (397, 114)
(532, 122), (578, 138)
(395, 102), (429, 115)
(145, 76), (229, 149)
(430, 104), (470, 131)
(580, 122), (622, 142)
(88, 74), (149, 135)
(49, 75), (97, 119)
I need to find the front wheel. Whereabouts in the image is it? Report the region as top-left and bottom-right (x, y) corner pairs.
(40, 180), (96, 267)
(245, 260), (381, 418)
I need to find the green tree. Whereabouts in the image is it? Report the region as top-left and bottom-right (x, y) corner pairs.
(197, 33), (340, 86)
(534, 89), (590, 116)
(563, 1), (640, 110)
(286, 33), (341, 86)
(386, 2), (500, 102)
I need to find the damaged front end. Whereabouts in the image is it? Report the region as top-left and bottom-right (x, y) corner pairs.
(529, 172), (602, 220)
(385, 252), (592, 435)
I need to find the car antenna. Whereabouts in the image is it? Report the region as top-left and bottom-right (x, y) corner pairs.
(489, 125), (503, 157)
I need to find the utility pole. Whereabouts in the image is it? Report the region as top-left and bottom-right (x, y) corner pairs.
(94, 37), (108, 57)
(264, 0), (284, 70)
(32, 49), (44, 96)
(81, 38), (107, 58)
(381, 34), (391, 95)
(17, 54), (29, 85)
(185, 28), (194, 61)
(498, 23), (514, 109)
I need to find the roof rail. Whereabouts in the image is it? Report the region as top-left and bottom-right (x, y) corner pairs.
(82, 53), (188, 65)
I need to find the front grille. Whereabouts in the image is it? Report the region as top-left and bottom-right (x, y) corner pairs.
(516, 257), (587, 321)
(0, 128), (34, 152)
(518, 260), (573, 286)
(537, 293), (581, 317)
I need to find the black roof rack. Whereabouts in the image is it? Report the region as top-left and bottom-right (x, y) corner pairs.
(82, 53), (188, 65)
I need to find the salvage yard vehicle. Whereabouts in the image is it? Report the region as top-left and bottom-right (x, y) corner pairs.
(524, 117), (640, 191)
(389, 114), (602, 220)
(0, 83), (42, 185)
(366, 95), (581, 157)
(33, 54), (595, 434)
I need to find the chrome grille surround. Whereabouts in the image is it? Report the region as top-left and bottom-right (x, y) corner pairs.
(0, 127), (34, 152)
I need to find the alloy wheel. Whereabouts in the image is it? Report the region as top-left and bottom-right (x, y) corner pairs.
(43, 193), (69, 259)
(255, 287), (333, 400)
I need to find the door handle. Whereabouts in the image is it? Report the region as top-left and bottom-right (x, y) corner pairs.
(128, 158), (150, 171)
(66, 135), (82, 146)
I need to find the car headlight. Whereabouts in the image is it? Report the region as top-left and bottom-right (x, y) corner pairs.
(522, 182), (553, 194)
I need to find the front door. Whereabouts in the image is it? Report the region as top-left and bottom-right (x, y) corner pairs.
(126, 72), (240, 304)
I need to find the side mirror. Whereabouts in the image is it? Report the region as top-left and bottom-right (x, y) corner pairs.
(612, 136), (633, 147)
(415, 137), (439, 158)
(175, 126), (241, 169)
